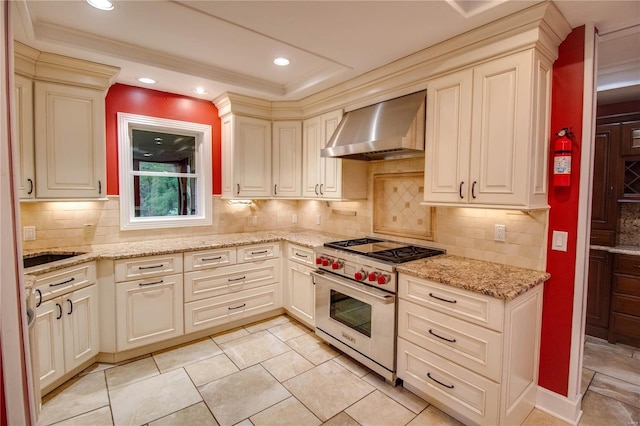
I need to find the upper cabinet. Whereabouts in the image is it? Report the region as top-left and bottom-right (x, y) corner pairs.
(272, 121), (302, 198)
(13, 42), (119, 200)
(424, 50), (551, 210)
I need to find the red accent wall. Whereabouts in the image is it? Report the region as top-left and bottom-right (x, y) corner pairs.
(105, 84), (221, 195)
(538, 25), (586, 396)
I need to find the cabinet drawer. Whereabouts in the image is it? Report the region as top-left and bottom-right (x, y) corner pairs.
(614, 274), (640, 297)
(288, 244), (314, 266)
(34, 262), (96, 304)
(399, 275), (504, 332)
(611, 294), (640, 316)
(610, 312), (640, 338)
(398, 300), (503, 382)
(397, 338), (499, 426)
(237, 243), (280, 263)
(184, 284), (280, 333)
(589, 230), (616, 246)
(184, 259), (280, 302)
(114, 254), (183, 282)
(614, 255), (640, 276)
(184, 248), (236, 272)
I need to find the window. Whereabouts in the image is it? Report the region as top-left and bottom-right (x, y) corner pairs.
(118, 113), (212, 230)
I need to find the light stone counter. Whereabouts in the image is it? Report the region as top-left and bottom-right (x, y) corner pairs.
(590, 245), (640, 256)
(396, 255), (550, 301)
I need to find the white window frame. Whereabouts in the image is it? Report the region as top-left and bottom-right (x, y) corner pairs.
(118, 112), (212, 230)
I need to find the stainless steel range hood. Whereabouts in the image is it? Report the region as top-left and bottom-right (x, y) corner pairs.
(321, 90), (426, 161)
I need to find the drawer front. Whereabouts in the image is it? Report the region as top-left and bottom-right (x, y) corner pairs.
(614, 275), (640, 297)
(184, 259), (280, 302)
(614, 254), (640, 276)
(398, 300), (503, 381)
(237, 243), (280, 263)
(184, 284), (280, 333)
(397, 338), (499, 426)
(114, 254), (183, 282)
(288, 244), (314, 266)
(399, 275), (504, 332)
(184, 248), (237, 272)
(34, 262), (96, 304)
(589, 230), (616, 246)
(611, 294), (640, 316)
(610, 312), (640, 338)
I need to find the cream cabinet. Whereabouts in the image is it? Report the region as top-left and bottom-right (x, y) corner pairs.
(284, 244), (315, 328)
(221, 114), (272, 198)
(33, 263), (99, 390)
(396, 274), (543, 426)
(13, 73), (35, 199)
(302, 110), (367, 200)
(424, 50), (551, 210)
(272, 121), (302, 198)
(114, 254), (184, 351)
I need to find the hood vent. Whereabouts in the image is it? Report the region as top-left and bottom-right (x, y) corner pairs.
(321, 90), (426, 161)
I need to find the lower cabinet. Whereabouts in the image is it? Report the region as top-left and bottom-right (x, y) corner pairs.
(586, 249), (613, 339)
(284, 244), (315, 328)
(397, 274), (543, 426)
(609, 254), (640, 346)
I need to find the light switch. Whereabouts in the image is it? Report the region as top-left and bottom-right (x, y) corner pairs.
(552, 230), (568, 252)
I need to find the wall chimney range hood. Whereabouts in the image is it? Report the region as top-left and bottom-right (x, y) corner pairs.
(321, 90), (426, 161)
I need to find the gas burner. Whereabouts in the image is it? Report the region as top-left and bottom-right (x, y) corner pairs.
(326, 238), (385, 248)
(366, 246), (445, 263)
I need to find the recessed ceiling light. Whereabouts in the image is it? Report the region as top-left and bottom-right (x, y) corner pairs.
(137, 77), (156, 84)
(193, 87), (208, 95)
(87, 0), (114, 11)
(143, 153), (153, 157)
(273, 57), (290, 66)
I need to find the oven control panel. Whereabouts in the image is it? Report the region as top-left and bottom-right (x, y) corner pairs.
(314, 251), (396, 293)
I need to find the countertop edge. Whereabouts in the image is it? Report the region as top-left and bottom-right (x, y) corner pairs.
(590, 244), (640, 256)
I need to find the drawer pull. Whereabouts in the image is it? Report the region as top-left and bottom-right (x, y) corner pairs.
(429, 293), (457, 304)
(429, 329), (457, 343)
(56, 303), (62, 320)
(228, 276), (246, 282)
(427, 372), (455, 389)
(295, 253), (308, 258)
(633, 265), (640, 269)
(139, 280), (164, 287)
(251, 250), (268, 255)
(138, 264), (164, 270)
(35, 289), (42, 307)
(202, 256), (223, 261)
(228, 303), (246, 311)
(50, 277), (75, 287)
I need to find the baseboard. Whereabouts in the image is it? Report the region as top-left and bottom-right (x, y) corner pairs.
(535, 386), (583, 425)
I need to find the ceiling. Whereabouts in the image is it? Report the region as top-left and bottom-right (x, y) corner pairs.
(11, 0), (640, 105)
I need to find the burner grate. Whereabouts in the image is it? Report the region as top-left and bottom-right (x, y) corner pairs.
(366, 246), (445, 263)
(325, 238), (385, 248)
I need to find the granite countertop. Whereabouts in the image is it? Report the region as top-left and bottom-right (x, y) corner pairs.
(590, 245), (640, 256)
(396, 255), (550, 301)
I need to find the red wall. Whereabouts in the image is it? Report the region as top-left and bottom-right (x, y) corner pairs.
(538, 26), (586, 396)
(105, 84), (221, 195)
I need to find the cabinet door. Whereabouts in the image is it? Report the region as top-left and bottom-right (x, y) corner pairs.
(63, 285), (99, 371)
(286, 260), (315, 328)
(621, 120), (640, 156)
(34, 82), (105, 198)
(302, 116), (322, 197)
(235, 116), (272, 197)
(35, 298), (65, 389)
(469, 51), (532, 205)
(14, 74), (35, 199)
(586, 250), (612, 339)
(319, 110), (343, 198)
(272, 121), (302, 197)
(424, 69), (473, 203)
(116, 274), (184, 351)
(591, 124), (619, 241)
(220, 114), (235, 198)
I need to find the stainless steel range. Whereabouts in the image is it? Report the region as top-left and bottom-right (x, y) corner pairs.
(312, 237), (445, 384)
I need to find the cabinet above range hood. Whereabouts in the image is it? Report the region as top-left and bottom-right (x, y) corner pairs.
(321, 90), (426, 161)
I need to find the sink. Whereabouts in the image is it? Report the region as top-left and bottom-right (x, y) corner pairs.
(23, 253), (84, 268)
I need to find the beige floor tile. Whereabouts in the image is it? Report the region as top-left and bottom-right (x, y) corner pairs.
(362, 373), (428, 414)
(220, 330), (291, 369)
(211, 327), (251, 345)
(579, 390), (640, 425)
(589, 373), (640, 408)
(244, 315), (291, 333)
(321, 412), (360, 426)
(250, 396), (321, 426)
(50, 406), (113, 426)
(234, 420), (253, 426)
(153, 338), (223, 372)
(583, 342), (640, 384)
(38, 372), (109, 426)
(634, 351), (640, 361)
(77, 363), (117, 377)
(185, 353), (240, 387)
(105, 356), (159, 390)
(345, 390), (416, 426)
(581, 368), (595, 396)
(199, 364), (291, 426)
(521, 408), (569, 426)
(261, 350), (314, 382)
(283, 360), (374, 421)
(109, 368), (202, 425)
(149, 402), (218, 426)
(333, 355), (371, 378)
(286, 333), (340, 365)
(268, 321), (311, 341)
(406, 405), (464, 426)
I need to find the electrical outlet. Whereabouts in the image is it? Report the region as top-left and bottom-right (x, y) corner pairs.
(84, 224), (95, 239)
(316, 214), (321, 225)
(23, 226), (36, 241)
(292, 214), (298, 224)
(494, 224), (506, 242)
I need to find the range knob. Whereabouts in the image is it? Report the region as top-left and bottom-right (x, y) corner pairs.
(331, 260), (343, 270)
(321, 257), (332, 267)
(367, 271), (379, 282)
(377, 274), (391, 285)
(354, 270), (367, 281)
(315, 257), (324, 265)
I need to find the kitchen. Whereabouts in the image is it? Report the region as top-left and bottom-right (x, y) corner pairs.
(1, 1), (639, 425)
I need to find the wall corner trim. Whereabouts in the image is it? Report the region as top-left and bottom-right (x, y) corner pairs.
(535, 386), (583, 426)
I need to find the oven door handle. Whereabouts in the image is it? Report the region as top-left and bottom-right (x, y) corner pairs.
(311, 271), (395, 305)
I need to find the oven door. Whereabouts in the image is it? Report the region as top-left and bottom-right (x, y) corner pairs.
(312, 270), (396, 371)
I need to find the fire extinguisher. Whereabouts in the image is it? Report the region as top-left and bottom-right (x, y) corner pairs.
(553, 128), (573, 187)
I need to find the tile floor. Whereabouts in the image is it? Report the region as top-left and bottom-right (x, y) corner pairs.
(37, 315), (640, 426)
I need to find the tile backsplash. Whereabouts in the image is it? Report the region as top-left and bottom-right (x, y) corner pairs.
(19, 158), (549, 271)
(619, 203), (640, 246)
